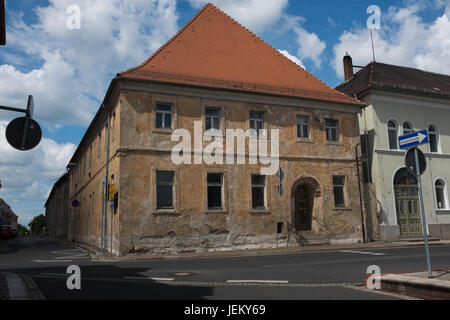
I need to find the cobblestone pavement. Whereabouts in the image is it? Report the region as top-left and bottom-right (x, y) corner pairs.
(0, 273), (9, 300)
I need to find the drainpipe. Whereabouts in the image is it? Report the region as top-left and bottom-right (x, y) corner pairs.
(101, 104), (111, 252)
(356, 143), (366, 243)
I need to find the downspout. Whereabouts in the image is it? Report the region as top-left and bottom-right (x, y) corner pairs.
(356, 143), (366, 243)
(101, 104), (111, 252)
(106, 109), (111, 253)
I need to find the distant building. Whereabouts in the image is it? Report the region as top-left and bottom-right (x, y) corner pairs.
(46, 4), (366, 255)
(0, 198), (18, 228)
(337, 55), (450, 241)
(45, 172), (70, 240)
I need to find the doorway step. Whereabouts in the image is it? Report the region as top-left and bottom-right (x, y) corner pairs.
(291, 231), (330, 246)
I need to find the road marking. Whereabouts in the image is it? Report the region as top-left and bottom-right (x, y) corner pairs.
(32, 259), (72, 263)
(226, 280), (289, 284)
(123, 276), (175, 281)
(339, 250), (386, 256)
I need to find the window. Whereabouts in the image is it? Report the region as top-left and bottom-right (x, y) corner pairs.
(205, 108), (221, 131)
(207, 173), (223, 209)
(429, 125), (439, 153)
(435, 179), (447, 209)
(326, 119), (339, 141)
(251, 175), (266, 208)
(155, 104), (172, 129)
(249, 111), (264, 135)
(156, 171), (174, 209)
(333, 176), (346, 207)
(388, 120), (398, 150)
(297, 115), (310, 139)
(403, 122), (413, 135)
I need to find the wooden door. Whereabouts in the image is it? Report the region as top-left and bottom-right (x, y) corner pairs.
(295, 185), (312, 231)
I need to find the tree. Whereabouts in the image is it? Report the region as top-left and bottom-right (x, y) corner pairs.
(17, 224), (29, 236)
(28, 214), (45, 235)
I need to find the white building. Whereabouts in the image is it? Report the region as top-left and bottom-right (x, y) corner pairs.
(337, 56), (450, 241)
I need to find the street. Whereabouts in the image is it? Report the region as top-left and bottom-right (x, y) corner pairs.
(2, 236), (450, 300)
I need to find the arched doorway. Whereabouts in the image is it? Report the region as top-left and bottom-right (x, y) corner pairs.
(394, 168), (422, 238)
(292, 177), (320, 232)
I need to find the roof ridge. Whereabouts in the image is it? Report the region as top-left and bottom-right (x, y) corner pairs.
(206, 4), (360, 103)
(118, 3), (213, 76)
(374, 61), (450, 79)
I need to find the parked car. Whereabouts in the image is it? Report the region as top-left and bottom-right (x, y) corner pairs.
(0, 225), (16, 239)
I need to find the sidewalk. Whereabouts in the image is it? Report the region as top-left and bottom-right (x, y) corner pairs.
(377, 270), (450, 300)
(0, 272), (45, 300)
(72, 239), (450, 262)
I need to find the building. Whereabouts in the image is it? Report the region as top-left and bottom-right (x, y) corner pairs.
(45, 172), (70, 240)
(0, 198), (18, 228)
(337, 55), (450, 241)
(47, 3), (366, 255)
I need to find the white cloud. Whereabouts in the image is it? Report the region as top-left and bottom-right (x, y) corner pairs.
(293, 26), (326, 69)
(0, 121), (76, 200)
(188, 0), (288, 34)
(1, 0), (180, 127)
(332, 3), (450, 78)
(278, 49), (305, 68)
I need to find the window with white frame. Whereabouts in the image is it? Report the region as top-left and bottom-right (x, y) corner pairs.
(205, 108), (221, 131)
(388, 120), (398, 150)
(333, 175), (346, 207)
(207, 173), (223, 209)
(296, 115), (310, 139)
(156, 171), (174, 209)
(428, 124), (439, 153)
(326, 119), (339, 141)
(155, 104), (172, 129)
(251, 174), (266, 209)
(435, 179), (448, 210)
(402, 121), (413, 135)
(249, 111), (264, 135)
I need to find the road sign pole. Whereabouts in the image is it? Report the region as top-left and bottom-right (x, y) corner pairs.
(274, 185), (278, 248)
(414, 147), (433, 278)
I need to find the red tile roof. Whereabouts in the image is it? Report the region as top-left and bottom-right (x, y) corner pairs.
(118, 3), (363, 106)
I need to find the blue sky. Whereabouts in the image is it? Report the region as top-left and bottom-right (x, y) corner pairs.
(0, 0), (449, 226)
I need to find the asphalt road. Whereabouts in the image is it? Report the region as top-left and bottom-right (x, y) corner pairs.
(2, 236), (450, 300)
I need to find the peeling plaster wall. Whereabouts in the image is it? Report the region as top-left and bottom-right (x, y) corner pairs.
(116, 85), (364, 255)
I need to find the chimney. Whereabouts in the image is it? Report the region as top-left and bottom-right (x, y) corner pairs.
(343, 53), (353, 81)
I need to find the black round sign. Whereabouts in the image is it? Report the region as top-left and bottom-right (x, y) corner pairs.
(5, 116), (42, 151)
(405, 147), (426, 176)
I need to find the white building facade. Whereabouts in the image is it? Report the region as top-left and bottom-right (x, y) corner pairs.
(337, 58), (450, 241)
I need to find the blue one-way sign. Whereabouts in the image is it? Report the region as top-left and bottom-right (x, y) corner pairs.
(399, 129), (429, 149)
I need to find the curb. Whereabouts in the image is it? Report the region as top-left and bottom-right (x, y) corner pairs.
(77, 240), (450, 262)
(5, 273), (45, 300)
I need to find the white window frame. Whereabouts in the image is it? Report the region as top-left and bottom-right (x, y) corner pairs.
(387, 119), (399, 150)
(428, 124), (440, 154)
(296, 115), (310, 139)
(434, 177), (449, 210)
(155, 104), (173, 129)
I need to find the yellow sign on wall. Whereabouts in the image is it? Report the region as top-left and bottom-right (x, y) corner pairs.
(109, 184), (115, 200)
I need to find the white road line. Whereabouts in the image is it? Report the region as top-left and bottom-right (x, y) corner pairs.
(32, 259), (73, 263)
(339, 250), (386, 256)
(226, 280), (289, 284)
(123, 276), (175, 281)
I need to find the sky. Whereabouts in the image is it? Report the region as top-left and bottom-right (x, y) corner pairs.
(0, 0), (449, 226)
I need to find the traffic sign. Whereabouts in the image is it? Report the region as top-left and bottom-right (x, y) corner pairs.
(72, 200), (80, 208)
(405, 147), (426, 176)
(399, 129), (428, 149)
(5, 116), (42, 151)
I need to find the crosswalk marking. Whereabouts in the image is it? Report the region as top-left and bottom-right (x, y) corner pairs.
(339, 250), (386, 256)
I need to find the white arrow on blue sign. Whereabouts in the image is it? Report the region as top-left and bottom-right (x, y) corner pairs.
(399, 129), (429, 149)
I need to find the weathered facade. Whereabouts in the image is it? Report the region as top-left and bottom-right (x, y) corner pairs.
(46, 3), (367, 255)
(45, 172), (70, 240)
(337, 55), (450, 241)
